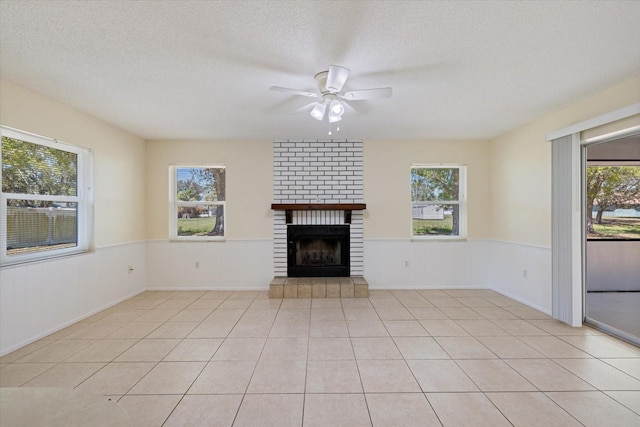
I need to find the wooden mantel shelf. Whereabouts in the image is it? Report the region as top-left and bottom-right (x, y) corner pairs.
(271, 203), (366, 211)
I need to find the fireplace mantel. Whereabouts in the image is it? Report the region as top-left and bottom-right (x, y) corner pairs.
(271, 203), (366, 211)
(271, 203), (366, 225)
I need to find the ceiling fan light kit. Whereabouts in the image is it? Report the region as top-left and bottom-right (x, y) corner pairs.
(328, 109), (342, 123)
(269, 65), (392, 131)
(329, 99), (345, 116)
(310, 102), (327, 120)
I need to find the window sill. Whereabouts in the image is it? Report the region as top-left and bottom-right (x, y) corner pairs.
(169, 237), (226, 242)
(411, 237), (468, 242)
(0, 248), (91, 268)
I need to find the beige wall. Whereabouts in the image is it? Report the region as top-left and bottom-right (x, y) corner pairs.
(363, 139), (491, 239)
(146, 138), (491, 241)
(145, 139), (273, 240)
(4, 73), (637, 248)
(489, 75), (640, 248)
(0, 79), (147, 247)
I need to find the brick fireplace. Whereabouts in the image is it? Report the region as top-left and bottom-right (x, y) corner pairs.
(270, 140), (368, 297)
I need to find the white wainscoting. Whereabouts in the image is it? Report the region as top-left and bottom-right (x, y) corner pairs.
(0, 241), (147, 356)
(481, 240), (552, 314)
(147, 239), (552, 313)
(146, 239), (274, 290)
(364, 239), (552, 314)
(364, 239), (490, 289)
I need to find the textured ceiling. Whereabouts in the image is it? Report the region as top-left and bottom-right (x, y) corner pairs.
(1, 1), (639, 141)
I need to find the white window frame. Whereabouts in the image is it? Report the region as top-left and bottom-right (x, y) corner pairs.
(169, 165), (226, 241)
(410, 164), (467, 240)
(1, 126), (93, 266)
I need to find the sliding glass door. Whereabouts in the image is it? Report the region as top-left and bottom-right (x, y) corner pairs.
(583, 133), (640, 345)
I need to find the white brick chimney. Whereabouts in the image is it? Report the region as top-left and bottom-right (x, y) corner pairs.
(272, 140), (364, 277)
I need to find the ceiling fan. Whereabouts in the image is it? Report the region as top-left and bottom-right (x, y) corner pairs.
(270, 65), (392, 123)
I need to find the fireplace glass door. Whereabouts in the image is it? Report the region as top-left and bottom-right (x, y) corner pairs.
(287, 225), (349, 277)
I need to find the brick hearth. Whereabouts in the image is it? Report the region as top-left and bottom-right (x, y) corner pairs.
(269, 277), (369, 298)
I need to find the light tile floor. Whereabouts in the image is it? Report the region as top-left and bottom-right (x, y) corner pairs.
(1, 289), (640, 426)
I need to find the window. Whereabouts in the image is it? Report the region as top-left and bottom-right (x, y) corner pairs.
(1, 126), (93, 265)
(170, 166), (225, 240)
(411, 165), (467, 239)
(586, 161), (640, 240)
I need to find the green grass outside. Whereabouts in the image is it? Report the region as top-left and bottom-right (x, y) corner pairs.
(413, 217), (453, 235)
(589, 218), (640, 239)
(178, 216), (217, 236)
(178, 215), (638, 238)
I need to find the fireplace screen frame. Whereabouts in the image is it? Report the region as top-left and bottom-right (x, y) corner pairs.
(287, 225), (350, 277)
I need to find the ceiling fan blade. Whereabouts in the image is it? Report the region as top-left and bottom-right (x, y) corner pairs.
(340, 87), (392, 101)
(340, 99), (357, 114)
(269, 86), (319, 98)
(293, 101), (320, 114)
(326, 65), (350, 92)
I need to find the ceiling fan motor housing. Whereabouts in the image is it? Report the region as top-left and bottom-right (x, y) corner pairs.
(315, 71), (340, 105)
(315, 71), (330, 93)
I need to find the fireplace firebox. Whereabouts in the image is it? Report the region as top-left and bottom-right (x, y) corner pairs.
(287, 225), (350, 277)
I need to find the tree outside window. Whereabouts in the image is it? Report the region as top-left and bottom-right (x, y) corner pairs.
(411, 165), (467, 239)
(171, 166), (225, 239)
(586, 163), (640, 240)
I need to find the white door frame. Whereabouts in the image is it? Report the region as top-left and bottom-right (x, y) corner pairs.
(547, 103), (640, 326)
